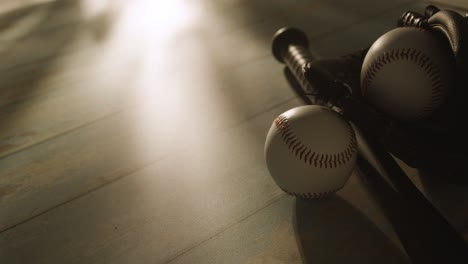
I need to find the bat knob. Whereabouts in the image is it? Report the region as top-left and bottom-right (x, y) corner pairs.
(272, 27), (309, 63)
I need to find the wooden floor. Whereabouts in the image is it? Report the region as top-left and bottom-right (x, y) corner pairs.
(1, 0), (467, 263)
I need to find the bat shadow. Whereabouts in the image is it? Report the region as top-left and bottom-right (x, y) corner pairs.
(293, 195), (410, 264)
(417, 166), (468, 233)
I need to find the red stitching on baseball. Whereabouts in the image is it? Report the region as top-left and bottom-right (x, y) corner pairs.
(309, 152), (316, 166)
(430, 74), (440, 83)
(284, 132), (294, 142)
(428, 70), (438, 78)
(273, 115), (357, 169)
(304, 149), (311, 163)
(313, 155), (319, 167)
(361, 45), (445, 116)
(289, 139), (298, 149)
(338, 152), (344, 164)
(296, 143), (305, 156)
(318, 155), (324, 168)
(299, 146), (306, 159)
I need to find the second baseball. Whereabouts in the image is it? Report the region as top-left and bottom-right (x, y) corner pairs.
(361, 27), (455, 121)
(264, 105), (357, 199)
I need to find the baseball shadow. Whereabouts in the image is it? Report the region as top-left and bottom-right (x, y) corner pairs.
(293, 195), (410, 264)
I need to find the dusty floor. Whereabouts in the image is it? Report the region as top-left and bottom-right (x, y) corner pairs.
(0, 0), (467, 263)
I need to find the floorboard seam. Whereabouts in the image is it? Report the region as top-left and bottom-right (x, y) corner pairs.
(303, 0), (421, 42)
(0, 153), (175, 234)
(0, 97), (296, 233)
(227, 0), (422, 70)
(163, 193), (288, 264)
(0, 104), (133, 160)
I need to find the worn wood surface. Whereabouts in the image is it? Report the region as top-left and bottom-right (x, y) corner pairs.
(0, 0), (467, 263)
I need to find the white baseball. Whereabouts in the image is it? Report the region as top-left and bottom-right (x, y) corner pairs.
(264, 105), (357, 199)
(361, 27), (455, 121)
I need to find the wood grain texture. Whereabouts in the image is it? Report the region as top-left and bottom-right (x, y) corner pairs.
(167, 194), (410, 264)
(0, 98), (301, 264)
(1, 0), (467, 263)
(0, 49), (296, 231)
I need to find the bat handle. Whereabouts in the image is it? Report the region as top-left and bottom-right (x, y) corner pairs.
(273, 27), (350, 107)
(272, 28), (323, 101)
(397, 11), (428, 28)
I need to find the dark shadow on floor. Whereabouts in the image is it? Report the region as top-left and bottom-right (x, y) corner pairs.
(0, 0), (81, 106)
(418, 167), (468, 234)
(0, 0), (120, 160)
(293, 195), (410, 264)
(0, 0), (118, 107)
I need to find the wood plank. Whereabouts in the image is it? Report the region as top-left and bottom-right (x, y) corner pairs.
(0, 42), (144, 158)
(0, 98), (302, 264)
(0, 0), (55, 16)
(0, 0), (427, 161)
(0, 0), (126, 107)
(274, 0), (418, 39)
(306, 2), (428, 58)
(308, 2), (468, 58)
(2, 1), (466, 264)
(167, 194), (410, 264)
(0, 0), (294, 158)
(0, 52), (296, 231)
(211, 0), (423, 68)
(196, 0), (284, 38)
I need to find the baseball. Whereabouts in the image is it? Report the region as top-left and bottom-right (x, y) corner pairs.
(264, 105), (357, 199)
(361, 27), (455, 121)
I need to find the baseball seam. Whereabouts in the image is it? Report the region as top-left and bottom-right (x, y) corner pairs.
(280, 185), (344, 199)
(274, 115), (357, 169)
(361, 47), (444, 115)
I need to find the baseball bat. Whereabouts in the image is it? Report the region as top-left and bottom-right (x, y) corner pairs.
(272, 27), (468, 263)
